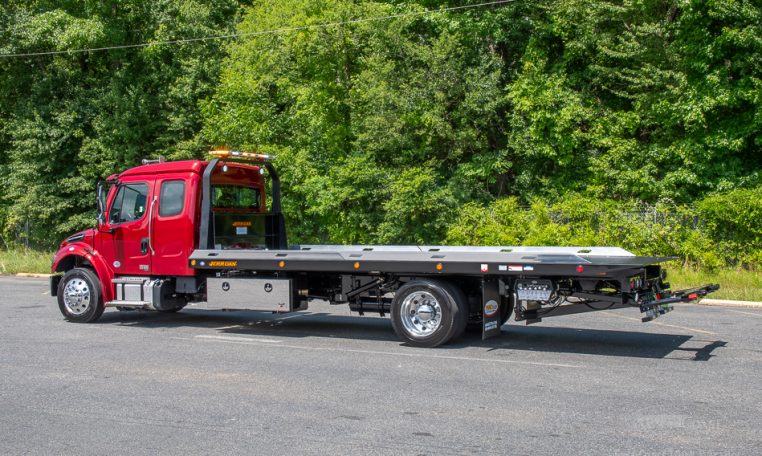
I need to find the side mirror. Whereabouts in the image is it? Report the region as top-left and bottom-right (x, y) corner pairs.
(96, 180), (118, 233)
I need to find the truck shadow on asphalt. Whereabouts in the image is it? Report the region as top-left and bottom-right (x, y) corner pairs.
(462, 326), (727, 361)
(98, 309), (726, 361)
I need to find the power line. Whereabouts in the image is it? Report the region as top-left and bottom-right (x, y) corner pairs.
(0, 0), (516, 59)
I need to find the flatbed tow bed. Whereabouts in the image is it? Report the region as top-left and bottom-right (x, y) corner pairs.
(51, 151), (719, 347)
(189, 244), (718, 341)
(190, 245), (670, 277)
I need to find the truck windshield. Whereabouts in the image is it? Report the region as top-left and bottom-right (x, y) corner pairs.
(212, 186), (260, 210)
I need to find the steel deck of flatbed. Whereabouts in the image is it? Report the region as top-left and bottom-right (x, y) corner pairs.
(189, 245), (671, 277)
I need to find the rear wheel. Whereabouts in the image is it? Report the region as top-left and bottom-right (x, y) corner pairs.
(57, 268), (104, 323)
(391, 280), (468, 348)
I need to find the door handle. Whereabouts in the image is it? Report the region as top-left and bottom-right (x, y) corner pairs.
(140, 237), (149, 255)
(147, 195), (157, 255)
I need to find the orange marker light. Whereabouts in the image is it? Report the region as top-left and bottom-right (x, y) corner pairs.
(279, 261), (285, 268)
(436, 263), (443, 271)
(353, 262), (360, 269)
(191, 260), (196, 266)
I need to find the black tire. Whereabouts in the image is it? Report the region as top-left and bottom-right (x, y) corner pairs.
(466, 295), (514, 332)
(57, 268), (105, 323)
(498, 295), (514, 326)
(390, 280), (468, 348)
(440, 281), (469, 342)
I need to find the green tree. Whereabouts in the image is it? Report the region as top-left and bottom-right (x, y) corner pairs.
(203, 0), (535, 243)
(0, 0), (245, 247)
(507, 0), (762, 201)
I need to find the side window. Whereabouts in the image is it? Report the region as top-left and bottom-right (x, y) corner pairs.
(108, 183), (148, 224)
(159, 180), (185, 217)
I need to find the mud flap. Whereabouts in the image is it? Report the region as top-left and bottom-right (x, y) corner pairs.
(50, 275), (62, 297)
(482, 277), (502, 341)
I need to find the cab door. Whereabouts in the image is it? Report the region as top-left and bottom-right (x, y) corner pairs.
(150, 173), (199, 276)
(99, 179), (155, 275)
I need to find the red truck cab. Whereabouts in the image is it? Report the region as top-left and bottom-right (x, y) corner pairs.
(51, 158), (266, 312)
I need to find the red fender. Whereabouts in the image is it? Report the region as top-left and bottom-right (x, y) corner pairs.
(52, 243), (115, 302)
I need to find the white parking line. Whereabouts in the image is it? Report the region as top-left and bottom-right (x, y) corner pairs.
(274, 313), (308, 321)
(195, 335), (282, 344)
(215, 325), (244, 330)
(185, 335), (582, 368)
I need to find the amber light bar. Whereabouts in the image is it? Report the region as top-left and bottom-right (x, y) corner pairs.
(208, 149), (276, 162)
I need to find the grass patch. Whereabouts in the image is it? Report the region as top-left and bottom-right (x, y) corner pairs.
(0, 249), (53, 275)
(667, 266), (762, 302)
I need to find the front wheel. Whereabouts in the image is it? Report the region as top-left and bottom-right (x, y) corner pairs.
(57, 268), (104, 323)
(391, 280), (468, 348)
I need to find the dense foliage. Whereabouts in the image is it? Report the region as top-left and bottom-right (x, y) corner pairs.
(0, 0), (245, 244)
(446, 189), (762, 269)
(1, 1), (760, 268)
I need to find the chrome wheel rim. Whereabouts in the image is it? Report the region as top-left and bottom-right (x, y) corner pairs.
(400, 291), (442, 337)
(63, 278), (91, 315)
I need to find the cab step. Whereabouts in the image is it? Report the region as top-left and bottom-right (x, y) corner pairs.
(105, 300), (151, 308)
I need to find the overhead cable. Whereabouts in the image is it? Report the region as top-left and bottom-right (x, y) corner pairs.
(0, 0), (516, 58)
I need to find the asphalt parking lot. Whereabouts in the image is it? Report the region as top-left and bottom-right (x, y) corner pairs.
(1, 276), (761, 455)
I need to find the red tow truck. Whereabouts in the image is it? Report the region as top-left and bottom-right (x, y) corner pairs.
(51, 151), (719, 347)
